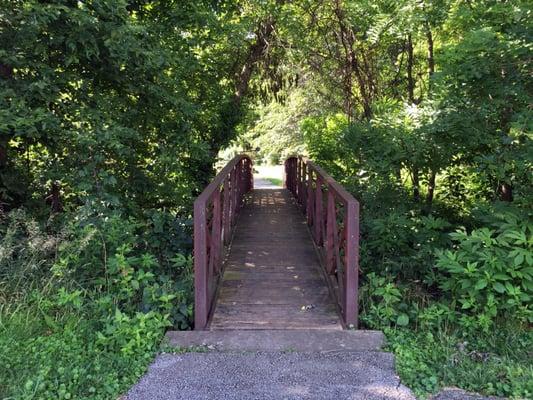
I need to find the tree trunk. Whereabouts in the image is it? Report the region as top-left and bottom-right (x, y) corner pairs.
(406, 34), (416, 104)
(425, 21), (435, 101)
(498, 182), (513, 202)
(46, 181), (63, 213)
(412, 168), (420, 202)
(234, 18), (277, 107)
(425, 22), (435, 78)
(333, 0), (372, 120)
(426, 169), (436, 205)
(0, 63), (13, 79)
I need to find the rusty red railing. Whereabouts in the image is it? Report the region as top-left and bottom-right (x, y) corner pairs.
(194, 155), (253, 330)
(285, 156), (360, 328)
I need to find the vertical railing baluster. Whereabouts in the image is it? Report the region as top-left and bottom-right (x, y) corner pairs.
(298, 158), (302, 200)
(326, 190), (335, 274)
(223, 177), (230, 245)
(230, 166), (237, 226)
(314, 175), (323, 244)
(212, 188), (222, 275)
(306, 168), (313, 226)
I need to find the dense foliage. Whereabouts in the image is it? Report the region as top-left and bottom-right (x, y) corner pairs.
(1, 0), (531, 398)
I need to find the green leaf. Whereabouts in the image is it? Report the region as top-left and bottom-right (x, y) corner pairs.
(474, 279), (488, 290)
(396, 314), (409, 326)
(514, 253), (524, 266)
(493, 282), (505, 293)
(493, 273), (511, 281)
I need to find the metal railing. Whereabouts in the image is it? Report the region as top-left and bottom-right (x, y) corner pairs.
(285, 156), (360, 328)
(194, 155), (253, 330)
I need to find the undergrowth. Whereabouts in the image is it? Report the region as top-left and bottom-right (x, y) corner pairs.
(0, 209), (193, 399)
(384, 328), (533, 399)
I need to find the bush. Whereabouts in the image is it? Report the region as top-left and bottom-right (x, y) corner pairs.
(0, 207), (193, 398)
(0, 308), (167, 400)
(360, 273), (408, 328)
(435, 209), (533, 331)
(362, 212), (451, 281)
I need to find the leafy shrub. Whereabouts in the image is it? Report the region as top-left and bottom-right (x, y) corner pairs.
(300, 113), (348, 175)
(0, 309), (167, 400)
(435, 210), (533, 331)
(362, 212), (451, 281)
(360, 273), (411, 328)
(0, 208), (193, 398)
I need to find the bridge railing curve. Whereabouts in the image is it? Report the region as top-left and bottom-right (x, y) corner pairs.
(194, 154), (253, 330)
(284, 156), (360, 328)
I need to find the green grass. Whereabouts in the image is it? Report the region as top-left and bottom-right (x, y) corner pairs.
(385, 328), (533, 399)
(266, 177), (283, 186)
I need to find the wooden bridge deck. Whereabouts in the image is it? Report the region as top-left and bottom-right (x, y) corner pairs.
(210, 189), (342, 330)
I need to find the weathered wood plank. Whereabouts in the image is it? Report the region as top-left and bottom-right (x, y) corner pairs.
(209, 189), (342, 330)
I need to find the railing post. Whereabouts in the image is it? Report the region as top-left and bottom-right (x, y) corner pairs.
(194, 200), (208, 330)
(314, 176), (323, 244)
(306, 167), (313, 225)
(326, 190), (336, 274)
(223, 177), (231, 245)
(344, 200), (359, 328)
(301, 160), (307, 210)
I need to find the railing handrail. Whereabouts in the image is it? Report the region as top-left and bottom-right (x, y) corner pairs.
(194, 154), (253, 330)
(195, 154), (252, 206)
(284, 155), (360, 328)
(302, 157), (358, 206)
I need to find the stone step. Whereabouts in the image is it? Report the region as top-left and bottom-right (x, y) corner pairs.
(164, 329), (385, 352)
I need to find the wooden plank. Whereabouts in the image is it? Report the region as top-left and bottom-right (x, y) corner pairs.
(222, 270), (321, 281)
(224, 263), (321, 273)
(210, 304), (341, 330)
(209, 188), (342, 330)
(217, 287), (331, 306)
(220, 278), (325, 290)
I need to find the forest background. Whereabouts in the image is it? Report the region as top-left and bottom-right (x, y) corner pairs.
(0, 1), (531, 399)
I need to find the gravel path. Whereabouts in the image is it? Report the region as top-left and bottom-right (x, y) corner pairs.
(126, 351), (415, 400)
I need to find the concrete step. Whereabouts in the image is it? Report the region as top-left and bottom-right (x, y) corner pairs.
(126, 351), (414, 400)
(164, 329), (385, 352)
